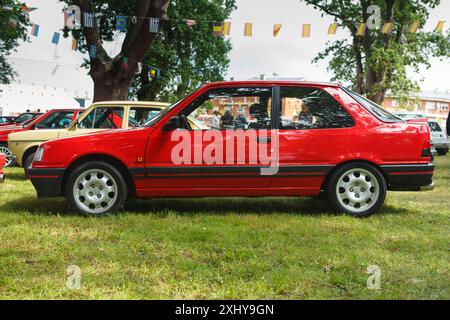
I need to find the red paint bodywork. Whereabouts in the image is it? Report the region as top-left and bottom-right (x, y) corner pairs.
(32, 82), (432, 198)
(0, 109), (83, 145)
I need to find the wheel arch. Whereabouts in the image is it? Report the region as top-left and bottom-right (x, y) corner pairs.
(61, 154), (136, 197)
(23, 145), (39, 166)
(320, 159), (388, 192)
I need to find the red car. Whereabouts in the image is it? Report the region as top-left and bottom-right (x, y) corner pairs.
(29, 81), (434, 217)
(0, 109), (82, 167)
(0, 153), (5, 182)
(0, 112), (42, 128)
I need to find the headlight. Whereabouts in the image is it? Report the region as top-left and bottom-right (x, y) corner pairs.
(34, 147), (44, 162)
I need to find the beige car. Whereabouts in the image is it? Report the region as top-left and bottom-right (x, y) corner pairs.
(9, 101), (170, 172)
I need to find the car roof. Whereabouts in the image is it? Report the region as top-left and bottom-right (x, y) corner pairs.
(91, 101), (170, 107)
(202, 80), (341, 88)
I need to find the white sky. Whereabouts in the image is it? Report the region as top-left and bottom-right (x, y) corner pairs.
(1, 0), (449, 113)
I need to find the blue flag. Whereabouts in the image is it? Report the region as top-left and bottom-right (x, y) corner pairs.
(51, 32), (60, 45)
(89, 45), (97, 59)
(116, 16), (127, 31)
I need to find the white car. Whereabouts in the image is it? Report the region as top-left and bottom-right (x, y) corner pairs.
(428, 121), (449, 155)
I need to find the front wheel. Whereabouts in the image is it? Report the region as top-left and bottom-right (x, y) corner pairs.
(66, 161), (128, 216)
(0, 144), (16, 167)
(326, 162), (387, 217)
(24, 152), (35, 179)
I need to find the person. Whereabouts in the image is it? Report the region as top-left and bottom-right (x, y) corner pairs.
(235, 113), (248, 129)
(221, 110), (234, 129)
(211, 110), (221, 129)
(446, 111), (450, 137)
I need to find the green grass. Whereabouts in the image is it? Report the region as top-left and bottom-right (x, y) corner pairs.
(0, 156), (449, 300)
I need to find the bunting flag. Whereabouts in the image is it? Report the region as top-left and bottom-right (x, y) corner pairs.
(273, 23), (282, 37)
(149, 67), (161, 80)
(21, 4), (30, 13)
(89, 45), (97, 59)
(328, 23), (338, 35)
(356, 23), (366, 36)
(381, 22), (393, 34)
(51, 32), (60, 45)
(121, 57), (129, 71)
(31, 23), (40, 37)
(184, 19), (196, 27)
(8, 15), (18, 28)
(149, 18), (160, 33)
(116, 16), (127, 31)
(212, 22), (223, 36)
(71, 38), (78, 51)
(302, 24), (311, 38)
(244, 22), (252, 37)
(408, 21), (420, 33)
(434, 21), (445, 33)
(83, 12), (94, 28)
(223, 21), (231, 36)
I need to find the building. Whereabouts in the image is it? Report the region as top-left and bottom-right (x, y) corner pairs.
(382, 90), (450, 121)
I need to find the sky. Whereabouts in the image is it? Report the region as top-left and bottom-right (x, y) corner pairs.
(1, 0), (449, 113)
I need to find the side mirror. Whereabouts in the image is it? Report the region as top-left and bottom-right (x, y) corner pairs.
(162, 116), (180, 132)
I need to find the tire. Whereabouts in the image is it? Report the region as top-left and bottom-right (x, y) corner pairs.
(326, 162), (387, 217)
(24, 152), (35, 179)
(66, 161), (128, 216)
(436, 149), (448, 156)
(0, 143), (16, 167)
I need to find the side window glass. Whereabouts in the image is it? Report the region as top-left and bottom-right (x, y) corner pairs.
(182, 87), (273, 130)
(79, 107), (124, 129)
(36, 112), (75, 129)
(129, 107), (162, 127)
(279, 87), (355, 129)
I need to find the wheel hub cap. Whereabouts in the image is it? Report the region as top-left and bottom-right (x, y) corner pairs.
(0, 147), (14, 167)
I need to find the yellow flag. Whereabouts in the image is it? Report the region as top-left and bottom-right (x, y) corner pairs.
(381, 22), (393, 34)
(434, 21), (445, 33)
(273, 23), (282, 37)
(302, 24), (311, 38)
(244, 22), (252, 37)
(71, 38), (78, 51)
(408, 21), (420, 33)
(328, 23), (338, 35)
(223, 21), (231, 36)
(356, 23), (366, 36)
(213, 23), (223, 36)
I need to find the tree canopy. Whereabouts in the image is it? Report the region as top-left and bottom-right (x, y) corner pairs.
(301, 0), (450, 105)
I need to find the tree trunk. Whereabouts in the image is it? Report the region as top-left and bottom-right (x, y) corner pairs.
(93, 76), (131, 102)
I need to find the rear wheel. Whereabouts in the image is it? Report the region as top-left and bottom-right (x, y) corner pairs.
(24, 151), (35, 178)
(66, 161), (127, 216)
(0, 144), (15, 167)
(436, 149), (448, 156)
(327, 162), (387, 217)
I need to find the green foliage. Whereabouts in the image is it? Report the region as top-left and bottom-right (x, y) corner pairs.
(130, 0), (236, 102)
(303, 0), (450, 104)
(0, 1), (31, 84)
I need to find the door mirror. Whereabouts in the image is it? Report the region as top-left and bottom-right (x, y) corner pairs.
(162, 116), (180, 132)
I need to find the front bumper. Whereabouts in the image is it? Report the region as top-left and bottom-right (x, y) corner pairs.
(380, 163), (435, 191)
(28, 168), (65, 198)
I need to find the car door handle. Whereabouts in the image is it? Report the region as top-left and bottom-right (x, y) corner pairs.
(257, 137), (271, 144)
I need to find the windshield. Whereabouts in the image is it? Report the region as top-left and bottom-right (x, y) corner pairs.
(428, 122), (442, 132)
(342, 87), (403, 122)
(13, 113), (37, 124)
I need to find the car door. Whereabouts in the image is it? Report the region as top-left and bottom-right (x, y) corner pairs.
(146, 86), (276, 190)
(273, 85), (356, 192)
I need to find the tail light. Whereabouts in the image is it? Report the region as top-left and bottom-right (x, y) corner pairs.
(421, 139), (431, 157)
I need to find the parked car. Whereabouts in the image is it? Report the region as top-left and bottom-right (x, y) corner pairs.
(0, 153), (5, 182)
(428, 121), (449, 155)
(0, 112), (42, 127)
(29, 81), (434, 217)
(0, 116), (17, 126)
(9, 102), (169, 175)
(394, 112), (427, 120)
(0, 109), (82, 168)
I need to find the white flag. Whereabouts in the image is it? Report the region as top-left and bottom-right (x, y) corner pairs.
(149, 18), (160, 33)
(83, 12), (94, 28)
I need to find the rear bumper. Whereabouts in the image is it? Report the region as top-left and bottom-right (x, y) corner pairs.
(380, 163), (435, 191)
(29, 168), (65, 198)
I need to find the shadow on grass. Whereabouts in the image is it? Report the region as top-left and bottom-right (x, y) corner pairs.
(2, 169), (27, 182)
(0, 195), (416, 218)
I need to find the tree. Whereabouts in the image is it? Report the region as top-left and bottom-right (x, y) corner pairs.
(131, 0), (235, 102)
(301, 0), (450, 104)
(61, 0), (170, 102)
(0, 1), (31, 85)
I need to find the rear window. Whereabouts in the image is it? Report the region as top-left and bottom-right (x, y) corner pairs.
(342, 87), (403, 122)
(428, 122), (442, 132)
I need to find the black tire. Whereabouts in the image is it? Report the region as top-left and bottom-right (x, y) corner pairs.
(66, 161), (128, 216)
(436, 149), (448, 156)
(326, 162), (387, 217)
(24, 152), (35, 179)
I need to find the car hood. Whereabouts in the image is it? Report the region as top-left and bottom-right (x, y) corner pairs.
(8, 128), (62, 142)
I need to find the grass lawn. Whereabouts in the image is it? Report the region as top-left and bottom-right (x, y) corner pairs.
(0, 156), (449, 300)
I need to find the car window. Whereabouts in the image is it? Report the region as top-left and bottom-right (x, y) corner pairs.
(128, 107), (163, 127)
(279, 86), (355, 129)
(78, 107), (124, 129)
(428, 122), (442, 132)
(36, 111), (75, 129)
(181, 87), (273, 130)
(13, 113), (36, 124)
